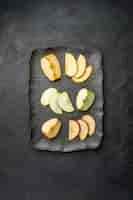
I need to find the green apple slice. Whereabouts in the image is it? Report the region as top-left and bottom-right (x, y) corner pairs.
(81, 90), (95, 111)
(76, 88), (95, 111)
(76, 88), (89, 110)
(49, 92), (63, 114)
(58, 91), (74, 112)
(40, 88), (58, 107)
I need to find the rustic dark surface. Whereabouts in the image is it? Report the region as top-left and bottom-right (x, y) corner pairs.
(0, 0), (132, 199)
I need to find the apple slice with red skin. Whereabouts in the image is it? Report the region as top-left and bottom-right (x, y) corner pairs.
(81, 114), (96, 136)
(77, 119), (89, 141)
(68, 120), (80, 141)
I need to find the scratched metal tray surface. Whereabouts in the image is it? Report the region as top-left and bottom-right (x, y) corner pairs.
(29, 46), (103, 152)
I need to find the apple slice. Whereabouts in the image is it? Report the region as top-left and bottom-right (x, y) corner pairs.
(40, 88), (58, 107)
(77, 119), (88, 141)
(74, 54), (86, 78)
(65, 52), (77, 77)
(41, 118), (61, 139)
(82, 115), (96, 136)
(80, 90), (95, 111)
(76, 88), (95, 111)
(68, 120), (80, 141)
(40, 56), (56, 81)
(72, 65), (93, 83)
(76, 88), (89, 110)
(45, 54), (61, 80)
(49, 92), (63, 114)
(58, 92), (74, 112)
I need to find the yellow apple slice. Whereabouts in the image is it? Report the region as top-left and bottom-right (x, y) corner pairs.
(45, 54), (61, 80)
(68, 120), (80, 141)
(77, 119), (88, 141)
(74, 54), (86, 78)
(40, 57), (56, 81)
(81, 114), (96, 136)
(72, 65), (93, 83)
(65, 52), (77, 77)
(41, 118), (61, 139)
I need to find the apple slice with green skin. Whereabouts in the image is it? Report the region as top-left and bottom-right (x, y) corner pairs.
(72, 65), (93, 83)
(77, 119), (89, 141)
(68, 120), (80, 141)
(80, 90), (95, 111)
(41, 118), (61, 139)
(76, 88), (95, 111)
(74, 54), (86, 78)
(65, 52), (77, 77)
(49, 92), (63, 114)
(40, 88), (58, 107)
(76, 88), (89, 110)
(82, 114), (96, 136)
(40, 57), (56, 81)
(58, 92), (74, 113)
(45, 54), (61, 80)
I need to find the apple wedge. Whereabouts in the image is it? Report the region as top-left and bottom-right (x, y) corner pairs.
(58, 91), (74, 112)
(74, 54), (86, 78)
(76, 88), (95, 111)
(80, 90), (95, 111)
(72, 65), (93, 83)
(40, 57), (56, 81)
(49, 92), (63, 114)
(65, 52), (77, 77)
(77, 119), (88, 141)
(41, 118), (61, 139)
(40, 88), (58, 107)
(82, 115), (96, 136)
(76, 88), (89, 110)
(45, 54), (61, 80)
(68, 120), (80, 141)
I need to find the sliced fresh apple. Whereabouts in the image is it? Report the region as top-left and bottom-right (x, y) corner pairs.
(76, 88), (89, 110)
(74, 54), (86, 78)
(40, 57), (56, 81)
(58, 91), (74, 113)
(76, 88), (95, 111)
(41, 118), (61, 139)
(77, 119), (88, 141)
(49, 92), (63, 114)
(81, 90), (95, 111)
(65, 52), (77, 77)
(82, 114), (96, 136)
(40, 88), (58, 107)
(72, 65), (93, 83)
(45, 54), (61, 80)
(68, 120), (80, 141)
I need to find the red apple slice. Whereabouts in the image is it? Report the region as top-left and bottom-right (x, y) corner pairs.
(68, 120), (80, 141)
(81, 114), (96, 136)
(77, 119), (89, 141)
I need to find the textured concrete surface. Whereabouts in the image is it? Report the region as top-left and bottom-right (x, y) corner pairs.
(0, 0), (132, 199)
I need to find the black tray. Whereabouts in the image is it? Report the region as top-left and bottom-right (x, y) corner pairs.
(29, 46), (103, 152)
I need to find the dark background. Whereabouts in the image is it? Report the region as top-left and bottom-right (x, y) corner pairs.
(0, 0), (132, 199)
